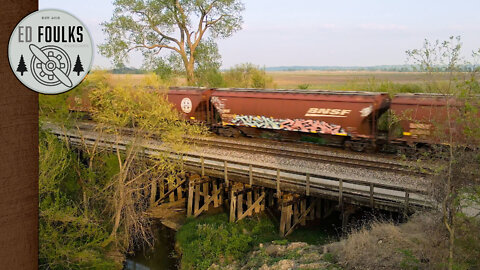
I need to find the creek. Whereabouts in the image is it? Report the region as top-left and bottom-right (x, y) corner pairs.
(124, 223), (179, 270)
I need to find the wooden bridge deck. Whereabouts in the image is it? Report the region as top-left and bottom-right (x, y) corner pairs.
(49, 127), (434, 214)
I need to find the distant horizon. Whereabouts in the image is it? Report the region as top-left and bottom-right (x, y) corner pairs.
(40, 0), (480, 69)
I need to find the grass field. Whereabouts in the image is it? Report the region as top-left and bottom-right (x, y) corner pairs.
(104, 70), (460, 93)
(266, 70), (449, 90)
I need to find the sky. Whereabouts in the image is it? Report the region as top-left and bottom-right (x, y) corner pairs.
(39, 0), (480, 69)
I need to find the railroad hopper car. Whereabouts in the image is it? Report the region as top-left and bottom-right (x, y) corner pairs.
(388, 93), (473, 148)
(167, 87), (391, 151)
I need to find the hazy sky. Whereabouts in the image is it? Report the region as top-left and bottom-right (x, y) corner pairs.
(39, 0), (480, 69)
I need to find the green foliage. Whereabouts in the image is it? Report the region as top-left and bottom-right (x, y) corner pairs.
(223, 63), (276, 88)
(99, 0), (244, 83)
(39, 130), (117, 269)
(297, 83), (310, 89)
(193, 38), (225, 87)
(176, 213), (277, 270)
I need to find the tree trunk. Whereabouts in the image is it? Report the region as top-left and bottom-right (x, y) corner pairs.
(185, 59), (195, 85)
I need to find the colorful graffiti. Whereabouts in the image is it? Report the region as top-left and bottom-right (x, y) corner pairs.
(230, 115), (347, 135)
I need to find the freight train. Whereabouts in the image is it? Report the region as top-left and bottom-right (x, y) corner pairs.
(167, 87), (470, 153)
(68, 86), (472, 153)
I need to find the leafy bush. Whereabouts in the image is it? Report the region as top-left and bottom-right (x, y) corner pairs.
(223, 63), (276, 89)
(176, 213), (277, 270)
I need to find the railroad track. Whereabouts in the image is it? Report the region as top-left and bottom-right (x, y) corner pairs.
(68, 121), (429, 176)
(186, 137), (428, 176)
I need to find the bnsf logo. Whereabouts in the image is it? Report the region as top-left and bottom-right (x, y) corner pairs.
(305, 108), (351, 117)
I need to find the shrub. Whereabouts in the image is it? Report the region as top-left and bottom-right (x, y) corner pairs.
(176, 213), (277, 270)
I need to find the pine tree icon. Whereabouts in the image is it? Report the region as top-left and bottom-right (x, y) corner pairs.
(17, 55), (27, 76)
(73, 55), (84, 76)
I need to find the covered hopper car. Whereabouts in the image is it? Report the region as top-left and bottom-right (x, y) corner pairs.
(167, 87), (474, 152)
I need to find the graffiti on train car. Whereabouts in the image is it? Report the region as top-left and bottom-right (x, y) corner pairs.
(230, 115), (347, 135)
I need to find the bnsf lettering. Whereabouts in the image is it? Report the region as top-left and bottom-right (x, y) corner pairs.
(306, 108), (351, 116)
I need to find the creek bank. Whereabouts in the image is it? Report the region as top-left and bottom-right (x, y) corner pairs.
(209, 241), (343, 270)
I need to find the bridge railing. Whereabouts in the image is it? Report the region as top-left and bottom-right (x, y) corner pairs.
(51, 129), (434, 212)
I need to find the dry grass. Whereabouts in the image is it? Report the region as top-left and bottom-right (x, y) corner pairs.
(332, 212), (448, 270)
(267, 71), (450, 90)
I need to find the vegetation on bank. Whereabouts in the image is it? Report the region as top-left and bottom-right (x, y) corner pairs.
(176, 213), (336, 270)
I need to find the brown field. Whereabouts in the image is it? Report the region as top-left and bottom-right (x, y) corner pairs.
(267, 70), (449, 89)
(105, 71), (459, 92)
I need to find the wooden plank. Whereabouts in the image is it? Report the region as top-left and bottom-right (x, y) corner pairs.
(213, 182), (219, 208)
(237, 193), (243, 219)
(246, 191), (252, 215)
(194, 183), (200, 215)
(230, 190), (236, 222)
(168, 181), (175, 202)
(194, 185), (222, 218)
(187, 181), (194, 217)
(237, 193), (266, 221)
(203, 182), (209, 211)
(155, 179), (187, 204)
(201, 156), (205, 176)
(279, 205), (287, 236)
(254, 189), (261, 213)
(293, 203), (299, 225)
(285, 200), (316, 236)
(261, 189), (266, 211)
(285, 205), (293, 233)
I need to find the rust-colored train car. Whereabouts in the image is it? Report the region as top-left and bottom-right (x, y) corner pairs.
(389, 93), (462, 145)
(210, 88), (390, 139)
(167, 87), (214, 124)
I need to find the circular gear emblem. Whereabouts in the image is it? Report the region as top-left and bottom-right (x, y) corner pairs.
(8, 9), (93, 94)
(181, 98), (193, 113)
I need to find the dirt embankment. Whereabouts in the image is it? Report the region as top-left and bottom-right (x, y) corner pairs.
(211, 212), (462, 270)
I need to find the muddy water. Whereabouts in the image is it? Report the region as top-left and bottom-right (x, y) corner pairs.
(124, 224), (179, 270)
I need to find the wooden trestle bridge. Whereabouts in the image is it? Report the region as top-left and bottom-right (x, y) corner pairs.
(50, 127), (433, 236)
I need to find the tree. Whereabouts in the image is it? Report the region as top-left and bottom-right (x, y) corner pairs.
(99, 0), (244, 84)
(17, 54), (27, 76)
(406, 36), (480, 270)
(223, 63), (275, 88)
(73, 55), (84, 76)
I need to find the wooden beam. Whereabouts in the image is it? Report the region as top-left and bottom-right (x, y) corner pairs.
(237, 193), (243, 219)
(237, 193), (266, 221)
(194, 184), (223, 218)
(155, 179), (187, 205)
(194, 182), (200, 214)
(187, 181), (194, 217)
(285, 199), (316, 237)
(229, 189), (236, 222)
